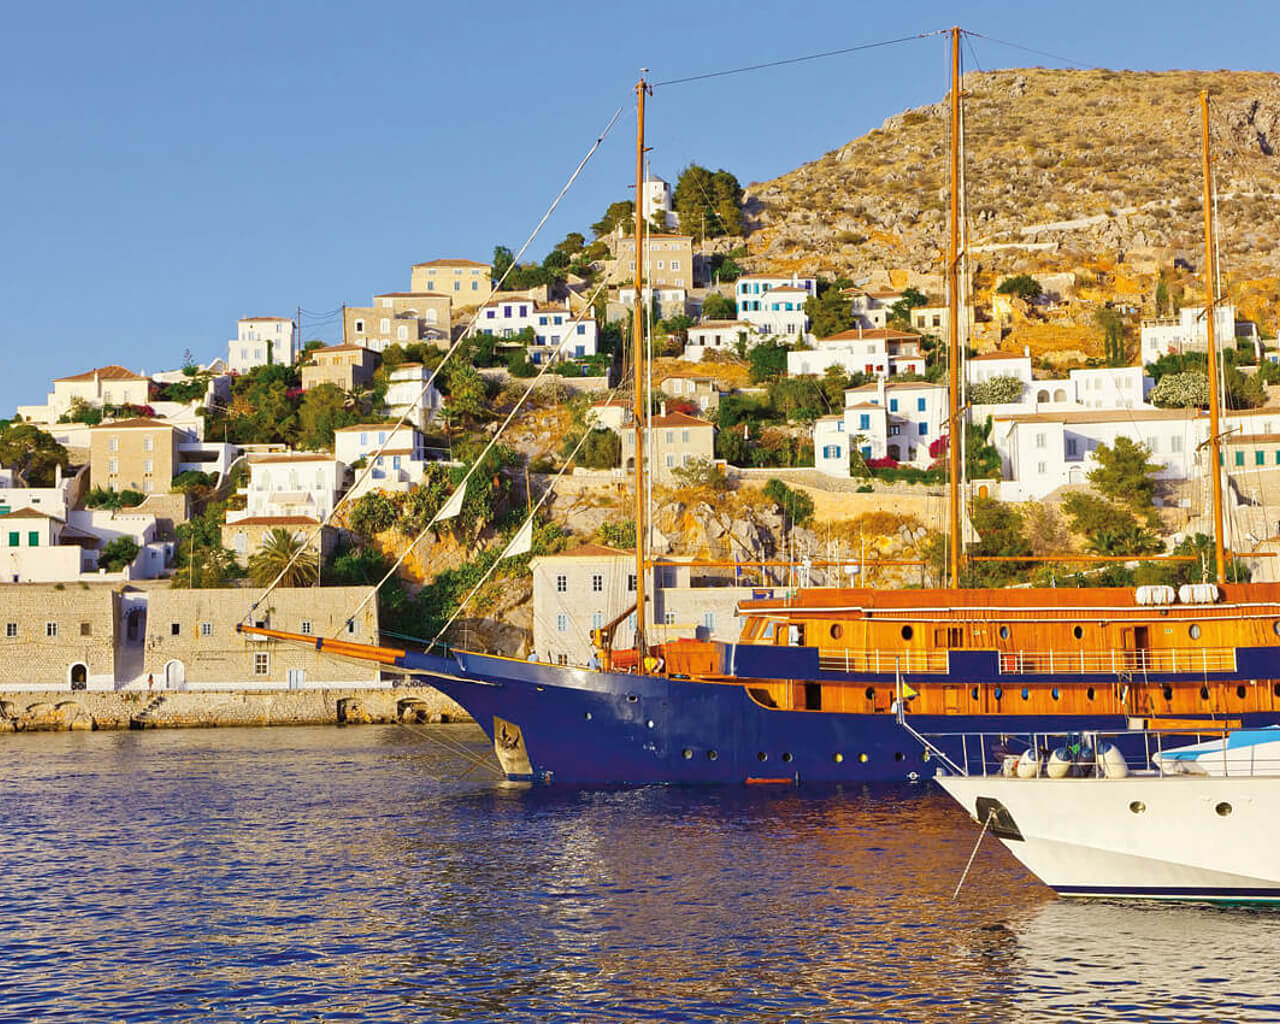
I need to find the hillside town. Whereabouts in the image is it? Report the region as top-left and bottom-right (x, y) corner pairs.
(3, 164), (1278, 694)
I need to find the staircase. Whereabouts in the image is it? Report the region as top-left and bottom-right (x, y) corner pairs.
(130, 695), (167, 729)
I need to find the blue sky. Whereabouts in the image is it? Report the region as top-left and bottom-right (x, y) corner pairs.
(1, 0), (1276, 416)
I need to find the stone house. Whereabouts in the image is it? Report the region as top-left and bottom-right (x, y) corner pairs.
(658, 375), (720, 415)
(17, 365), (151, 423)
(410, 258), (492, 301)
(300, 344), (380, 392)
(613, 234), (695, 290)
(618, 409), (716, 480)
(344, 292), (451, 351)
(220, 515), (336, 568)
(0, 584), (119, 689)
(89, 418), (180, 495)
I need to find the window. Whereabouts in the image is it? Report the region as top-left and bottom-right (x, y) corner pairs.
(299, 620), (312, 635)
(671, 259), (681, 271)
(627, 573), (637, 592)
(918, 423), (928, 436)
(346, 619), (358, 636)
(822, 445), (842, 459)
(556, 653), (569, 666)
(109, 438), (119, 452)
(143, 436), (153, 452)
(4, 623), (15, 638)
(6, 532), (15, 547)
(354, 319), (365, 333)
(1235, 451), (1245, 467)
(1035, 432), (1047, 449)
(703, 611), (715, 630)
(453, 281), (460, 291)
(1258, 451), (1267, 466)
(664, 611), (677, 625)
(254, 652), (269, 676)
(1037, 461), (1047, 475)
(591, 573), (603, 592)
(108, 458), (118, 474)
(143, 460), (153, 474)
(556, 574), (568, 593)
(46, 622), (57, 638)
(592, 611), (604, 629)
(665, 455), (675, 468)
(888, 425), (901, 436)
(170, 622), (181, 636)
(859, 414), (870, 429)
(27, 531), (37, 547)
(200, 622), (213, 637)
(80, 622), (91, 636)
(556, 613), (568, 633)
(916, 398), (926, 412)
(665, 430), (674, 444)
(889, 399), (898, 412)
(1066, 438), (1078, 457)
(681, 430), (690, 443)
(1171, 436), (1183, 453)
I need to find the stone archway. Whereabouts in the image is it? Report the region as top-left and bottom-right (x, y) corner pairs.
(164, 660), (186, 690)
(69, 663), (87, 690)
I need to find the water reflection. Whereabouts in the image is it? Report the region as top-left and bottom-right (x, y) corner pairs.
(1, 725), (1277, 1022)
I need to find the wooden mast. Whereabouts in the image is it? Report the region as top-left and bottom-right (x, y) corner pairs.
(946, 26), (963, 589)
(632, 77), (650, 667)
(1200, 90), (1228, 585)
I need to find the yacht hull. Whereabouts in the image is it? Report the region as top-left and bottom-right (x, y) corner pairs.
(939, 774), (1280, 902)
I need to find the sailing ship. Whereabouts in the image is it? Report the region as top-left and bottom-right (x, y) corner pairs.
(243, 32), (1280, 784)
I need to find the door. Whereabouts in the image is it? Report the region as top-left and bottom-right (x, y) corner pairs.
(164, 660), (185, 690)
(287, 669), (305, 690)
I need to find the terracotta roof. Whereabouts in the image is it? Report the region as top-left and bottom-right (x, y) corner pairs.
(690, 320), (748, 330)
(995, 408), (1197, 425)
(969, 350), (1029, 362)
(736, 273), (815, 281)
(848, 381), (946, 392)
(249, 453), (337, 465)
(333, 423), (406, 433)
(650, 411), (713, 428)
(239, 315), (292, 322)
(54, 365), (147, 384)
(592, 399), (630, 408)
(659, 375), (715, 384)
(311, 344), (374, 354)
(768, 286), (811, 294)
(819, 328), (920, 342)
(88, 417), (174, 430)
(226, 516), (321, 527)
(541, 543), (629, 559)
(370, 447), (417, 456)
(412, 258), (490, 268)
(373, 292), (449, 299)
(1228, 434), (1280, 445)
(845, 401), (887, 410)
(0, 507), (62, 521)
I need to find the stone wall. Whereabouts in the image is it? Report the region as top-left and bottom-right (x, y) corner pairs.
(0, 584), (119, 688)
(0, 685), (469, 732)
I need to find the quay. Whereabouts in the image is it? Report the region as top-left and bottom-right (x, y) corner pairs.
(0, 685), (470, 732)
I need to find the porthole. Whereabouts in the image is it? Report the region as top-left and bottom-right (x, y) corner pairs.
(999, 625), (1010, 640)
(1274, 621), (1280, 637)
(901, 625), (914, 641)
(1086, 687), (1095, 701)
(1200, 686), (1210, 701)
(536, 686), (545, 692)
(830, 623), (843, 640)
(757, 751), (768, 762)
(1129, 801), (1146, 814)
(970, 686), (979, 701)
(626, 694), (639, 703)
(1216, 802), (1232, 817)
(584, 712), (592, 720)
(1237, 685), (1247, 700)
(707, 749), (718, 761)
(858, 753), (869, 763)
(782, 752), (793, 763)
(1020, 687), (1030, 701)
(682, 748), (693, 759)
(865, 687), (875, 701)
(1072, 625), (1083, 640)
(833, 753), (844, 764)
(994, 687), (1003, 700)
(894, 752), (905, 762)
(1189, 624), (1201, 640)
(647, 719), (655, 728)
(1162, 685), (1173, 701)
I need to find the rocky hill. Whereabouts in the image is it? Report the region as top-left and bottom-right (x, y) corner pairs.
(743, 68), (1280, 333)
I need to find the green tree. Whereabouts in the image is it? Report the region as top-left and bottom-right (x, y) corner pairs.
(964, 497), (1033, 587)
(996, 274), (1042, 301)
(968, 375), (1024, 404)
(591, 200), (634, 238)
(1088, 436), (1160, 511)
(888, 287), (928, 326)
(768, 376), (828, 423)
(0, 423), (69, 486)
(173, 501), (242, 588)
(492, 245), (515, 282)
(748, 340), (789, 384)
(297, 383), (362, 450)
(350, 491), (398, 538)
(568, 428), (621, 470)
(805, 288), (855, 339)
(762, 478), (814, 527)
(965, 416), (1003, 478)
(1155, 271), (1170, 316)
(98, 537), (140, 573)
(442, 364), (488, 428)
(248, 528), (319, 587)
(673, 165), (743, 240)
(701, 293), (736, 321)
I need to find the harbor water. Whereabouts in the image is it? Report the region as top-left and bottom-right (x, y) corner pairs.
(4, 725), (1280, 1023)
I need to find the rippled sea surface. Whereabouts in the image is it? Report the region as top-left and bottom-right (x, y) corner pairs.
(4, 725), (1280, 1022)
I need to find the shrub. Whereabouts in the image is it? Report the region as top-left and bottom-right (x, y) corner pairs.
(99, 537), (140, 573)
(762, 478), (814, 526)
(968, 375), (1024, 405)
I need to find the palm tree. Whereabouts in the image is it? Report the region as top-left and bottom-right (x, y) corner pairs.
(248, 528), (319, 588)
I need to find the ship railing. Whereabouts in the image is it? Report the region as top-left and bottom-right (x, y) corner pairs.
(915, 726), (1280, 778)
(817, 648), (950, 674)
(998, 647), (1236, 675)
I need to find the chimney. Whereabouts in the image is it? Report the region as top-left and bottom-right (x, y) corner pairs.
(1024, 345), (1030, 358)
(659, 400), (667, 417)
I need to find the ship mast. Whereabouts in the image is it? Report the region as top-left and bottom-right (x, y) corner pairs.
(946, 26), (963, 589)
(632, 77), (650, 667)
(1200, 90), (1227, 585)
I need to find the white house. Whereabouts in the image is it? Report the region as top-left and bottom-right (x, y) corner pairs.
(17, 365), (152, 424)
(384, 363), (442, 431)
(683, 320), (755, 361)
(0, 463), (87, 521)
(789, 328), (925, 379)
(736, 273), (817, 339)
(640, 170), (678, 230)
(227, 454), (347, 524)
(229, 316), (298, 374)
(965, 348), (1033, 386)
(813, 379), (949, 477)
(475, 298), (599, 364)
(333, 423), (429, 497)
(847, 288), (902, 329)
(0, 506), (171, 583)
(1139, 304), (1244, 364)
(1067, 366), (1151, 409)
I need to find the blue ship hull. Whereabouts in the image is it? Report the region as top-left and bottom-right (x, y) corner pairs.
(398, 648), (1280, 785)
